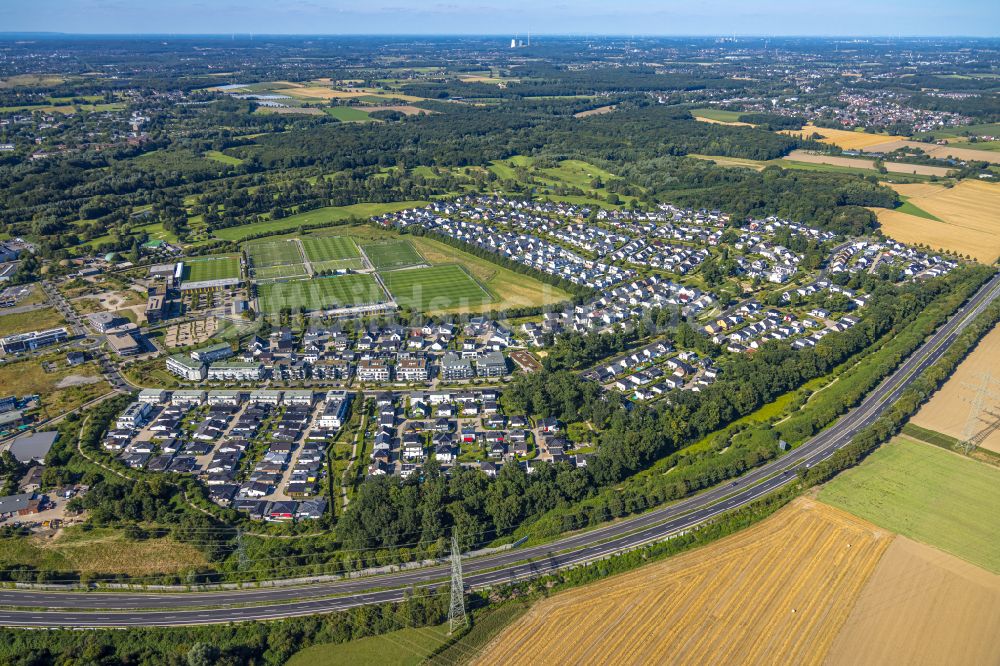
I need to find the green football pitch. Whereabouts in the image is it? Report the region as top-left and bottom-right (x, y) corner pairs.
(246, 240), (304, 267)
(381, 264), (494, 312)
(182, 254), (241, 283)
(301, 235), (364, 271)
(257, 274), (387, 313)
(362, 239), (424, 270)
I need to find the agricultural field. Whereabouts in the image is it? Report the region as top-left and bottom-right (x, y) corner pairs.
(0, 73), (66, 88)
(819, 436), (1000, 574)
(688, 153), (936, 182)
(573, 104), (617, 118)
(478, 499), (892, 666)
(361, 239), (425, 270)
(946, 139), (1000, 152)
(300, 235), (364, 271)
(0, 307), (66, 336)
(364, 105), (432, 116)
(325, 106), (372, 122)
(874, 180), (1000, 262)
(381, 264), (494, 313)
(181, 254), (241, 283)
(784, 149), (950, 176)
(286, 624), (450, 666)
(780, 123), (907, 150)
(864, 139), (1000, 165)
(825, 536), (1000, 666)
(689, 107), (748, 124)
(910, 324), (1000, 453)
(256, 274), (386, 313)
(254, 106), (324, 116)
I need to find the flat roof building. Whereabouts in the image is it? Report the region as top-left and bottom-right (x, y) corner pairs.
(1, 327), (68, 354)
(167, 354), (206, 381)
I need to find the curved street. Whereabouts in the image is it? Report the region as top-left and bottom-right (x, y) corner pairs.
(0, 271), (996, 627)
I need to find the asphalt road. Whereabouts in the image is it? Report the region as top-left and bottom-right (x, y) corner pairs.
(0, 271), (997, 627)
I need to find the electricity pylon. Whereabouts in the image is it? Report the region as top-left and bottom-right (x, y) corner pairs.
(959, 371), (1000, 454)
(448, 535), (467, 635)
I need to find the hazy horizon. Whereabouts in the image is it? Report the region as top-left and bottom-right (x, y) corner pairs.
(1, 1), (997, 39)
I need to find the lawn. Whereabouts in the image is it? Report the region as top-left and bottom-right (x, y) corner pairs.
(690, 107), (745, 122)
(381, 264), (494, 313)
(325, 106), (372, 122)
(212, 201), (428, 242)
(407, 234), (571, 312)
(253, 263), (309, 280)
(0, 307), (66, 336)
(257, 274), (386, 313)
(301, 235), (364, 271)
(539, 159), (617, 190)
(819, 436), (1000, 574)
(204, 149), (245, 165)
(362, 239), (425, 270)
(286, 624), (450, 666)
(246, 239), (304, 267)
(181, 254), (242, 283)
(301, 235), (360, 262)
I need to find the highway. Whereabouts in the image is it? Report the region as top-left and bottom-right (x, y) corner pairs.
(0, 271), (997, 627)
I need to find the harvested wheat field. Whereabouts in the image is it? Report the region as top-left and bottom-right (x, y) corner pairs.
(476, 499), (891, 666)
(861, 139), (1000, 165)
(890, 182), (950, 198)
(825, 536), (1000, 666)
(780, 124), (906, 150)
(785, 150), (949, 176)
(276, 86), (369, 100)
(875, 180), (1000, 262)
(363, 105), (432, 116)
(694, 116), (754, 126)
(574, 104), (617, 118)
(911, 324), (1000, 452)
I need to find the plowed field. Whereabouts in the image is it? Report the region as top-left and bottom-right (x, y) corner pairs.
(825, 536), (1000, 666)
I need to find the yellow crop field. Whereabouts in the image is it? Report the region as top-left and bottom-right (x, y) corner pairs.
(476, 499), (891, 666)
(785, 149), (950, 176)
(911, 324), (1000, 452)
(861, 138), (1000, 165)
(875, 180), (1000, 262)
(780, 124), (907, 149)
(825, 536), (1000, 666)
(276, 86), (366, 99)
(693, 116), (754, 127)
(277, 86), (426, 103)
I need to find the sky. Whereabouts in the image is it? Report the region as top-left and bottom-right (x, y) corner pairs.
(1, 0), (998, 37)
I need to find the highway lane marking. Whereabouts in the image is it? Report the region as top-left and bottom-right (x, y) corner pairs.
(4, 274), (997, 626)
